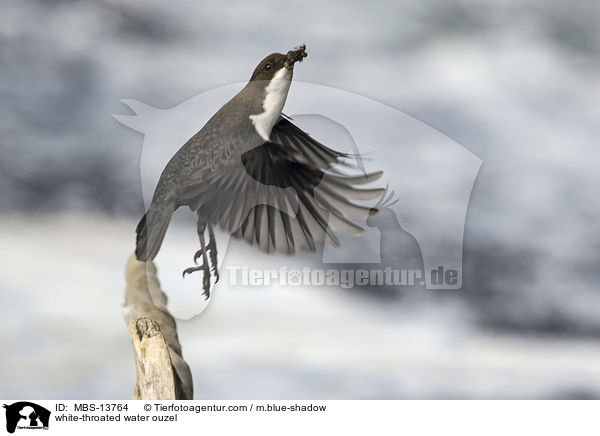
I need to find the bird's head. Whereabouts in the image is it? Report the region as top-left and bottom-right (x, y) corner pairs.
(366, 186), (399, 228)
(249, 45), (307, 82)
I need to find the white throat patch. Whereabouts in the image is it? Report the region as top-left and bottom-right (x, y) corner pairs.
(249, 67), (292, 141)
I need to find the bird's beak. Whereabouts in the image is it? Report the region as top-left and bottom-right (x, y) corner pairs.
(285, 45), (308, 69)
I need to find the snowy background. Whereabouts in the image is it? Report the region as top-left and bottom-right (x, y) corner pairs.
(1, 0), (599, 399)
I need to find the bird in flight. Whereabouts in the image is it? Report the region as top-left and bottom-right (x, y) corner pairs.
(135, 45), (384, 298)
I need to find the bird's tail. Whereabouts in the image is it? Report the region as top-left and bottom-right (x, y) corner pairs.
(135, 205), (174, 261)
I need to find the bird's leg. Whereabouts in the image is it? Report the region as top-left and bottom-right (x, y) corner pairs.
(206, 223), (219, 283)
(191, 221), (207, 265)
(183, 221), (211, 299)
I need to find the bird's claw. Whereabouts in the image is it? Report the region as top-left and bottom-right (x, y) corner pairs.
(182, 263), (207, 277)
(182, 263), (211, 299)
(206, 241), (219, 283)
(207, 252), (219, 283)
(187, 224), (218, 299)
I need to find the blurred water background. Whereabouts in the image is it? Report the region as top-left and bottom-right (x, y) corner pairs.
(1, 0), (599, 399)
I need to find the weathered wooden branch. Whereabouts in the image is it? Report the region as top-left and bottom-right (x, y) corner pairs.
(123, 253), (193, 400)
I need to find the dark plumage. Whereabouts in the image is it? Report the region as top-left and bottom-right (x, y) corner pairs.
(135, 45), (383, 298)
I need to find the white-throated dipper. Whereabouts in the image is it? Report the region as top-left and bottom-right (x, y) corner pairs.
(135, 45), (384, 298)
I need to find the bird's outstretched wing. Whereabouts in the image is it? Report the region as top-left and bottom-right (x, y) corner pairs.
(185, 117), (384, 254)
